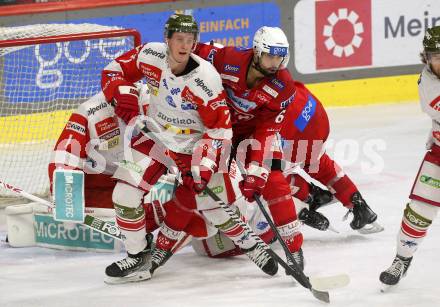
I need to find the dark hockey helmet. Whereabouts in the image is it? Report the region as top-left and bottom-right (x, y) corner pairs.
(423, 26), (440, 53)
(164, 14), (199, 40)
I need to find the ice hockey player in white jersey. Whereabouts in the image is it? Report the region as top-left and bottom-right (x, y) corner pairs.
(48, 84), (149, 209)
(380, 26), (440, 288)
(102, 14), (277, 284)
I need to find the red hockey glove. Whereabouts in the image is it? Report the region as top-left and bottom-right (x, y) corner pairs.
(183, 167), (213, 194)
(239, 175), (266, 202)
(113, 85), (139, 124)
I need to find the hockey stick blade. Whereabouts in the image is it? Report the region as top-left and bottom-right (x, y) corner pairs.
(84, 215), (122, 240)
(266, 248), (330, 303)
(309, 274), (350, 291)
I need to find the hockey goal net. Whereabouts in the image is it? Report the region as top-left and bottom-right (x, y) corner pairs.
(0, 24), (141, 206)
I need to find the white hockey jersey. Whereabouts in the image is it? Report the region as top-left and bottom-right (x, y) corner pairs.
(49, 85), (149, 176)
(102, 42), (232, 156)
(419, 65), (440, 148)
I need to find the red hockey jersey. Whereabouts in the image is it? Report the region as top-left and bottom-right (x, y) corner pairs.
(195, 43), (297, 169)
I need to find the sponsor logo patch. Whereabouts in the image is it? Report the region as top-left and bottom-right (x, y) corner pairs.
(220, 73), (239, 83)
(226, 88), (257, 112)
(181, 86), (204, 106)
(207, 48), (217, 64)
(170, 87), (181, 96)
(87, 102), (107, 116)
(224, 64), (240, 73)
(166, 95), (176, 108)
(419, 175), (440, 189)
(194, 78), (213, 97)
(181, 102), (197, 110)
(139, 63), (162, 95)
(143, 47), (166, 59)
(271, 78), (285, 89)
(157, 111), (196, 126)
(294, 94), (317, 132)
(95, 117), (118, 136)
(281, 92), (296, 109)
(263, 85), (278, 98)
(66, 121), (86, 135)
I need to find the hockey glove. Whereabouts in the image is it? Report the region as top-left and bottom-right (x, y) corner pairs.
(113, 84), (139, 124)
(182, 167), (213, 194)
(239, 175), (266, 202)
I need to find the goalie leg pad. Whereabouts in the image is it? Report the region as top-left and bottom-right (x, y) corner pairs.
(5, 203), (36, 247)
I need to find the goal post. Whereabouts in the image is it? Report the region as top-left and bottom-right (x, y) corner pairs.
(0, 24), (141, 205)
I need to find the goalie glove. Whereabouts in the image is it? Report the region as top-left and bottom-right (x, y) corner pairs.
(113, 84), (140, 124)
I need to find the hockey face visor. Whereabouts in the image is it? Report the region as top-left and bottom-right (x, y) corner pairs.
(268, 46), (288, 57)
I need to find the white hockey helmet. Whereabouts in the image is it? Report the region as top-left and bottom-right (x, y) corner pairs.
(253, 26), (290, 69)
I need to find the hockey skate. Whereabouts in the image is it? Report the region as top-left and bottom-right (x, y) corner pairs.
(285, 248), (304, 275)
(150, 247), (173, 274)
(306, 182), (334, 211)
(347, 192), (384, 234)
(298, 208), (330, 231)
(104, 233), (153, 284)
(379, 255), (413, 291)
(244, 243), (278, 276)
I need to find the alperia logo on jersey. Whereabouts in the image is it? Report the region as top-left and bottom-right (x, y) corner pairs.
(420, 175), (440, 189)
(87, 102), (107, 116)
(194, 78), (213, 97)
(143, 48), (166, 59)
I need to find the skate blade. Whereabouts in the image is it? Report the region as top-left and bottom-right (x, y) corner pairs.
(357, 221), (384, 234)
(309, 273), (350, 291)
(104, 270), (152, 285)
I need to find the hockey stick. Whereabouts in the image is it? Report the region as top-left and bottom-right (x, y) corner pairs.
(137, 123), (330, 303)
(0, 179), (122, 241)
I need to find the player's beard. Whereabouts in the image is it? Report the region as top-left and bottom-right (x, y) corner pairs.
(252, 59), (279, 77)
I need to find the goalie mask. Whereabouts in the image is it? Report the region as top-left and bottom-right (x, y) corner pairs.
(252, 26), (290, 74)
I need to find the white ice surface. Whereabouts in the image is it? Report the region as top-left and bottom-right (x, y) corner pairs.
(1, 102), (439, 307)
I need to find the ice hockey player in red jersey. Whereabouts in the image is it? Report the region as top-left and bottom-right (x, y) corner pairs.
(48, 85), (148, 209)
(379, 26), (440, 289)
(195, 26), (304, 271)
(101, 14), (277, 284)
(281, 81), (380, 233)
